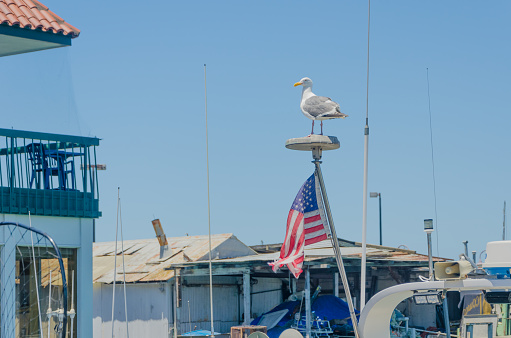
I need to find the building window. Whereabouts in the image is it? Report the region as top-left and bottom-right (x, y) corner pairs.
(15, 247), (77, 337)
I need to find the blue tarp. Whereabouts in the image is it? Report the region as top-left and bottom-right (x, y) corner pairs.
(312, 295), (358, 325)
(251, 295), (359, 338)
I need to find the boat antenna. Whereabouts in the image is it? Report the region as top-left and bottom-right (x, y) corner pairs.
(204, 64), (215, 337)
(426, 68), (440, 256)
(503, 201), (506, 240)
(360, 0), (371, 310)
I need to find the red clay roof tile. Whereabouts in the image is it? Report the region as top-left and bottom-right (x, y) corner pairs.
(31, 0), (47, 11)
(30, 7), (44, 21)
(0, 0), (79, 38)
(6, 13), (18, 24)
(23, 0), (35, 9)
(19, 5), (34, 19)
(17, 15), (29, 26)
(8, 4), (24, 19)
(0, 3), (12, 15)
(28, 17), (40, 28)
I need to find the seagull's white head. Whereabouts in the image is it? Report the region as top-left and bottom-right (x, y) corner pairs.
(294, 77), (313, 88)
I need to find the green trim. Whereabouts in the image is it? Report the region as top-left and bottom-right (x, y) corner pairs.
(0, 128), (100, 146)
(0, 187), (100, 218)
(0, 141), (87, 156)
(0, 23), (72, 46)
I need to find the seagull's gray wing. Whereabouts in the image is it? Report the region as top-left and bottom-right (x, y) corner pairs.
(303, 95), (341, 118)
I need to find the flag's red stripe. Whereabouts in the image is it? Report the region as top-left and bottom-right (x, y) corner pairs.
(305, 233), (327, 246)
(305, 224), (325, 234)
(304, 214), (321, 224)
(280, 210), (296, 258)
(281, 210), (301, 258)
(282, 211), (303, 259)
(289, 212), (303, 254)
(293, 255), (304, 264)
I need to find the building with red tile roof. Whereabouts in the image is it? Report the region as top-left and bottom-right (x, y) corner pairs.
(0, 0), (79, 56)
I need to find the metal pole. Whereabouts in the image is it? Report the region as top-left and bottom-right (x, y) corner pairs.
(334, 273), (339, 298)
(243, 271), (251, 325)
(305, 267), (311, 338)
(313, 159), (360, 338)
(503, 201), (506, 241)
(361, 0), (372, 311)
(361, 122), (368, 309)
(174, 271), (178, 338)
(427, 232), (434, 280)
(378, 194), (382, 246)
(424, 220), (434, 280)
(442, 295), (451, 338)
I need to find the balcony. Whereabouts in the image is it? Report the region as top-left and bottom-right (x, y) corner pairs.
(0, 128), (101, 218)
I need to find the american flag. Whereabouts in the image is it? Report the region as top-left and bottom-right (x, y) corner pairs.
(269, 173), (329, 278)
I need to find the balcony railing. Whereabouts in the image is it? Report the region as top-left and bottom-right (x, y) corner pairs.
(0, 128), (101, 218)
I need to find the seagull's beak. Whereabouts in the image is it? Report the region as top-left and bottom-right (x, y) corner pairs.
(293, 82), (303, 87)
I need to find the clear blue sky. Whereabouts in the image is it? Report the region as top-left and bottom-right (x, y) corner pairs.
(1, 1), (510, 260)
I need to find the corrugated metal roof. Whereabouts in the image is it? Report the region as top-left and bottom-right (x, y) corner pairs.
(93, 233), (257, 284)
(0, 0), (80, 37)
(173, 239), (449, 268)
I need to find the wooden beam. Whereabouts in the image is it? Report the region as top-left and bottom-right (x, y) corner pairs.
(177, 267), (250, 277)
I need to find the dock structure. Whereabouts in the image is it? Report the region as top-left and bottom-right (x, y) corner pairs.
(92, 230), (447, 337)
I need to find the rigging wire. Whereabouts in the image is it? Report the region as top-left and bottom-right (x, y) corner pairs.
(63, 49), (83, 136)
(426, 68), (440, 256)
(110, 188), (129, 337)
(111, 187), (121, 337)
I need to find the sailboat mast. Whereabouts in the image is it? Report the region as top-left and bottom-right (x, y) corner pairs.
(360, 0), (371, 311)
(204, 64), (215, 337)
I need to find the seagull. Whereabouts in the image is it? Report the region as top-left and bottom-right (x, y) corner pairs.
(294, 77), (348, 135)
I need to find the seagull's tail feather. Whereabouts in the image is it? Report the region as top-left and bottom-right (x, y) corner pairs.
(334, 105), (348, 119)
(322, 112), (348, 119)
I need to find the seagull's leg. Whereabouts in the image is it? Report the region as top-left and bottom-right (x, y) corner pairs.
(311, 120), (315, 135)
(320, 121), (323, 135)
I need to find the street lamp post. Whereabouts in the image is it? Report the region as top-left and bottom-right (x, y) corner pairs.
(370, 192), (382, 245)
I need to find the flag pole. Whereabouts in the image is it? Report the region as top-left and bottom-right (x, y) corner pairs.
(312, 151), (360, 338)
